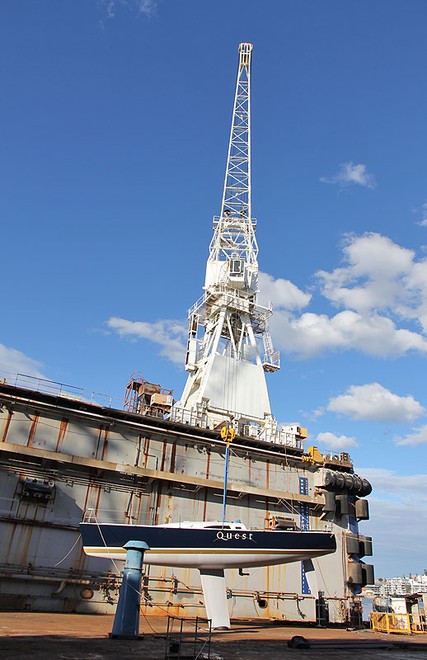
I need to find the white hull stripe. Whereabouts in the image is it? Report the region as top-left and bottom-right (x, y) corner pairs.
(83, 546), (329, 556)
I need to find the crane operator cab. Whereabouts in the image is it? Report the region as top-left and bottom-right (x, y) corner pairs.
(228, 257), (246, 289)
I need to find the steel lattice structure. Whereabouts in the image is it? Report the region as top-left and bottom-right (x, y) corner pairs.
(209, 43), (258, 267)
(175, 44), (279, 430)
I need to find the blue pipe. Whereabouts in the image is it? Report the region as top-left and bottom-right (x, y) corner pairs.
(111, 540), (149, 639)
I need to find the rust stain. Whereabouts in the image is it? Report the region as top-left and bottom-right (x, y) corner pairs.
(18, 525), (34, 565)
(55, 418), (69, 452)
(6, 522), (45, 572)
(144, 604), (189, 618)
(101, 427), (109, 461)
(134, 436), (142, 467)
(72, 532), (87, 573)
(1, 411), (13, 442)
(169, 442), (176, 473)
(265, 498), (270, 530)
(125, 493), (133, 522)
(125, 488), (140, 523)
(160, 442), (167, 472)
(154, 490), (162, 525)
(27, 414), (40, 447)
(93, 485), (102, 515)
(82, 484), (90, 514)
(166, 489), (173, 522)
(143, 437), (151, 469)
(5, 522), (17, 560)
(83, 482), (102, 516)
(94, 426), (103, 459)
(265, 565), (270, 597)
(205, 449), (211, 479)
(202, 488), (208, 521)
(134, 492), (143, 522)
(148, 489), (156, 522)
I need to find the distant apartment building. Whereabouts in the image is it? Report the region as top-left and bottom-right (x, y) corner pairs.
(378, 574), (427, 597)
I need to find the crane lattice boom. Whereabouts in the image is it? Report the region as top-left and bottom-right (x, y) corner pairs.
(174, 44), (281, 434)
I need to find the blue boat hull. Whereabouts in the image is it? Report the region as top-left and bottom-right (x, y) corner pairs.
(80, 523), (336, 569)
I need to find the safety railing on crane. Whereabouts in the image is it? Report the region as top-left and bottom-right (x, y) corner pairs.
(212, 213), (257, 227)
(189, 285), (273, 320)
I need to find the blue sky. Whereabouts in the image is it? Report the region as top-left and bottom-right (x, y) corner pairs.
(1, 1), (427, 577)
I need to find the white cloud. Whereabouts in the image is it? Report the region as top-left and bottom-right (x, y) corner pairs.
(361, 468), (427, 502)
(326, 383), (425, 422)
(107, 317), (186, 365)
(0, 344), (45, 379)
(317, 233), (415, 313)
(395, 424), (427, 446)
(316, 232), (427, 335)
(100, 0), (157, 19)
(107, 232), (427, 363)
(417, 202), (427, 227)
(404, 260), (427, 333)
(315, 431), (358, 450)
(263, 233), (427, 360)
(106, 305), (427, 364)
(320, 162), (376, 189)
(363, 498), (427, 575)
(270, 309), (427, 358)
(357, 467), (427, 575)
(258, 272), (311, 310)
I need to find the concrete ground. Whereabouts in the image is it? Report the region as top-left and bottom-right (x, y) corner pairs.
(1, 613), (427, 659)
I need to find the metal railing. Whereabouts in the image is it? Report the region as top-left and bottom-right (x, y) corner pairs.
(1, 372), (84, 399)
(0, 371), (121, 409)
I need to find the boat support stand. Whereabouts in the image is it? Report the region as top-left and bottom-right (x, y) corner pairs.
(111, 540), (149, 639)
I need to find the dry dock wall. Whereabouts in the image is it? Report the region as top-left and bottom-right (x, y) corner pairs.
(0, 384), (360, 623)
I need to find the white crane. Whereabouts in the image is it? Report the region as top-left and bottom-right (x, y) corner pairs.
(174, 44), (283, 437)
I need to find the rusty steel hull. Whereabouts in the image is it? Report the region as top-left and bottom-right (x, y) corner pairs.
(0, 382), (371, 623)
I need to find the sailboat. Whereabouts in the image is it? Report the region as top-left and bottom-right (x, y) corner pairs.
(80, 518), (336, 629)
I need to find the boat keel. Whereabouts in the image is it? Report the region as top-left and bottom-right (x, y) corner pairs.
(199, 568), (230, 629)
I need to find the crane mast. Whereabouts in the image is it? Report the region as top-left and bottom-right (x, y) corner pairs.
(174, 43), (281, 436)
